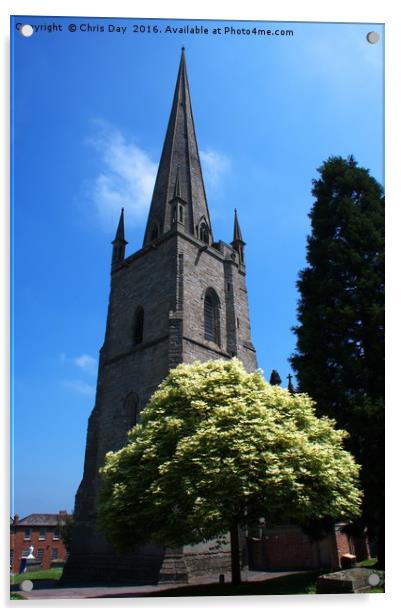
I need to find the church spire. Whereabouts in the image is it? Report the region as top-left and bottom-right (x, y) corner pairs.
(231, 208), (245, 265)
(112, 208), (127, 266)
(143, 48), (212, 245)
(233, 208), (243, 242)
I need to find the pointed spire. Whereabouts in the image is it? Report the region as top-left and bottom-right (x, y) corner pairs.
(287, 374), (295, 394)
(114, 208), (126, 243)
(233, 208), (244, 243)
(169, 166), (187, 226)
(231, 208), (245, 264)
(170, 166), (185, 203)
(269, 370), (282, 386)
(112, 208), (127, 266)
(143, 49), (212, 245)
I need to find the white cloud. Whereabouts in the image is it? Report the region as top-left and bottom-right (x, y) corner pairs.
(200, 148), (230, 190)
(86, 120), (158, 228)
(62, 380), (95, 396)
(73, 354), (97, 375)
(86, 121), (231, 226)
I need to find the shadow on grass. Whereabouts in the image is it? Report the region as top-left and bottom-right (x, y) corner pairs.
(10, 579), (60, 592)
(88, 572), (322, 598)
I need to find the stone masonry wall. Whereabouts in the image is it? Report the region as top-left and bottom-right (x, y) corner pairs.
(178, 231), (257, 371)
(72, 234), (178, 553)
(66, 226), (258, 582)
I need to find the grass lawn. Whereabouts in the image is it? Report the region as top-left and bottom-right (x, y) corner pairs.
(8, 561), (384, 596)
(10, 567), (63, 586)
(356, 558), (378, 568)
(146, 568), (385, 597)
(10, 593), (26, 600)
(144, 559), (385, 597)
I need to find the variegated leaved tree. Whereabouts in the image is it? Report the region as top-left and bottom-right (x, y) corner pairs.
(97, 359), (362, 585)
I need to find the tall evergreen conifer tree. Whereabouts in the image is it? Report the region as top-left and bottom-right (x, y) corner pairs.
(291, 156), (384, 567)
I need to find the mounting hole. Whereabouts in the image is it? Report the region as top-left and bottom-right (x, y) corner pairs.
(20, 24), (34, 37)
(366, 31), (380, 44)
(20, 579), (33, 591)
(368, 573), (381, 587)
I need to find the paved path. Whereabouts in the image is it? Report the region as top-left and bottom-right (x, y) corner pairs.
(13, 570), (301, 600)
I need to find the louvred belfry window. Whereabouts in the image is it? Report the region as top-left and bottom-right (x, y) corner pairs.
(150, 223), (159, 241)
(200, 222), (209, 244)
(204, 289), (220, 344)
(124, 392), (139, 426)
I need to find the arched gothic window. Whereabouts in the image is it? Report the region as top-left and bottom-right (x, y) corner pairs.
(199, 222), (209, 244)
(133, 306), (144, 345)
(124, 392), (139, 426)
(204, 288), (220, 345)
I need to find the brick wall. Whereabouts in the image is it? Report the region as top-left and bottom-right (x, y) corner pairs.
(248, 524), (360, 572)
(10, 526), (67, 574)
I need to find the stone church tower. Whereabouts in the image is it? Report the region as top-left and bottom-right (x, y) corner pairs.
(62, 49), (257, 584)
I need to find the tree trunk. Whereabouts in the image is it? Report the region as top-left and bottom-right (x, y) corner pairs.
(230, 520), (241, 585)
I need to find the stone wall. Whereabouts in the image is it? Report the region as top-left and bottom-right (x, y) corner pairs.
(64, 224), (258, 584)
(177, 230), (257, 371)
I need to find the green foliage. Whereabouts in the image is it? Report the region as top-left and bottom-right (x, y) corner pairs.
(10, 567), (63, 585)
(59, 513), (74, 553)
(356, 558), (378, 568)
(10, 593), (26, 600)
(98, 359), (361, 552)
(290, 156), (384, 563)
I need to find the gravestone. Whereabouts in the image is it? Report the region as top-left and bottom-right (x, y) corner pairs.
(316, 567), (384, 593)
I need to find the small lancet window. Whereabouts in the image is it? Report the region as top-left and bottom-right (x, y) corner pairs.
(133, 306), (144, 345)
(204, 289), (220, 345)
(150, 222), (159, 241)
(199, 222), (209, 244)
(124, 392), (139, 426)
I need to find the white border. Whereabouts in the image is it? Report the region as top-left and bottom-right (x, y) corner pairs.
(2, 1), (399, 614)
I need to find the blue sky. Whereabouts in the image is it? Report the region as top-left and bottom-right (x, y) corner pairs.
(11, 16), (384, 516)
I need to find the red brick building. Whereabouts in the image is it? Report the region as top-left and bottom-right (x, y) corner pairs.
(10, 511), (69, 574)
(247, 523), (371, 571)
